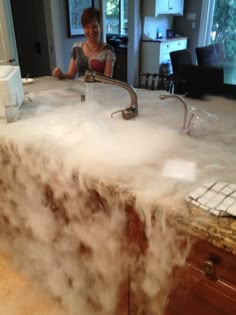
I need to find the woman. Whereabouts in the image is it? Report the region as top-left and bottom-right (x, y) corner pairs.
(52, 7), (116, 79)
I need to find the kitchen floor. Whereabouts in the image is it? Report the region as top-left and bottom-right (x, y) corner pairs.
(0, 252), (66, 315)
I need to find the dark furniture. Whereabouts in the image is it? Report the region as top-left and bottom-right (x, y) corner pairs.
(169, 49), (192, 94)
(195, 43), (236, 98)
(107, 35), (128, 82)
(195, 42), (225, 67)
(166, 239), (236, 315)
(181, 64), (224, 97)
(113, 45), (127, 82)
(169, 48), (224, 97)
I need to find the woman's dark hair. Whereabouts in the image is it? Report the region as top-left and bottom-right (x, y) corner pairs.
(81, 7), (100, 27)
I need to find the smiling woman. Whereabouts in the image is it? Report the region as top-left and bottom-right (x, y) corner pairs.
(52, 7), (116, 79)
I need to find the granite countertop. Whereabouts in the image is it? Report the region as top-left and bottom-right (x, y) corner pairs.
(1, 76), (236, 255)
(1, 76), (236, 314)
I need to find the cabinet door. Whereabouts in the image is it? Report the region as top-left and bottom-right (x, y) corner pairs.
(155, 0), (169, 14)
(167, 264), (236, 315)
(172, 0), (184, 15)
(166, 240), (236, 315)
(156, 0), (184, 15)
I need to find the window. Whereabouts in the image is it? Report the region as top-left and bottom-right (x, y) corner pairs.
(105, 0), (128, 35)
(210, 0), (236, 58)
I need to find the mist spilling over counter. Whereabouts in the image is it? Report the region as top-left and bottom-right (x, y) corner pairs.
(0, 77), (236, 315)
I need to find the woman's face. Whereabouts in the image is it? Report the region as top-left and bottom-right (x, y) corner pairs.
(83, 18), (100, 42)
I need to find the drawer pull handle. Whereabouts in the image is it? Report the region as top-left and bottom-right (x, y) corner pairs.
(203, 260), (215, 276)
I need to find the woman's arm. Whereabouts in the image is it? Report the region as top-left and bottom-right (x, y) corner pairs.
(52, 58), (77, 79)
(104, 60), (114, 77)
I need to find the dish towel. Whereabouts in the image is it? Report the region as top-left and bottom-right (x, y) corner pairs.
(186, 181), (236, 217)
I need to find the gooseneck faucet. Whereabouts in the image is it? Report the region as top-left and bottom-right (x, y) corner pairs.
(159, 94), (194, 134)
(84, 70), (138, 120)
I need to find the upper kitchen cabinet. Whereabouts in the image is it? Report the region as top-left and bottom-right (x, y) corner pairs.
(144, 0), (184, 17)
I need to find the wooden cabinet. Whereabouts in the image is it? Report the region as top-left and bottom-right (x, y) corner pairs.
(166, 240), (236, 315)
(141, 38), (187, 74)
(143, 0), (184, 17)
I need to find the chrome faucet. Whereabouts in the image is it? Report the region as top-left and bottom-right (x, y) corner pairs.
(159, 94), (194, 134)
(84, 70), (138, 120)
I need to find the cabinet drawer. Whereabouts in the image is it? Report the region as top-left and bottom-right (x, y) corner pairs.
(172, 40), (186, 51)
(187, 240), (236, 289)
(160, 42), (176, 53)
(167, 263), (236, 315)
(160, 39), (187, 54)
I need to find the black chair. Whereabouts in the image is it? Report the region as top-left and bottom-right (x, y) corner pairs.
(168, 48), (224, 97)
(169, 49), (193, 94)
(195, 42), (225, 67)
(181, 64), (224, 97)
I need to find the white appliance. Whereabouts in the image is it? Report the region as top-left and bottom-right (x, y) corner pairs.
(0, 65), (24, 118)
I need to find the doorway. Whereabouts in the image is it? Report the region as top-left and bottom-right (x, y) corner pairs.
(10, 0), (51, 77)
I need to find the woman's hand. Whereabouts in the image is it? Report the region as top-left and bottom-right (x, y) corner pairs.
(52, 59), (76, 80)
(52, 67), (64, 79)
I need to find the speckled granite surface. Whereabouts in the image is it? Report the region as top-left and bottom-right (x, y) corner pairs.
(167, 203), (236, 255)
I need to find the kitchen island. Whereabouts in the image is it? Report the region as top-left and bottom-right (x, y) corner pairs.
(0, 77), (236, 315)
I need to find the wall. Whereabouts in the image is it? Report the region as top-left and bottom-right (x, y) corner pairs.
(143, 16), (173, 40)
(59, 1), (80, 72)
(172, 0), (203, 63)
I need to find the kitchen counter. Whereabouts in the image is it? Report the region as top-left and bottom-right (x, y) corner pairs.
(142, 36), (188, 43)
(0, 76), (236, 315)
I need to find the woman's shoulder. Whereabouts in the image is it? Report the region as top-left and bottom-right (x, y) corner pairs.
(103, 43), (115, 52)
(72, 42), (83, 49)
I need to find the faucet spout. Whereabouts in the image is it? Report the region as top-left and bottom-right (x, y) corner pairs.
(84, 70), (138, 119)
(159, 94), (189, 133)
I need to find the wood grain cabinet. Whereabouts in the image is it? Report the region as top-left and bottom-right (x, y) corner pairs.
(143, 0), (184, 17)
(166, 240), (236, 315)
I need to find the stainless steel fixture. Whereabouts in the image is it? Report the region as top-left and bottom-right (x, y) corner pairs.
(159, 94), (193, 134)
(84, 70), (138, 120)
(160, 94), (216, 137)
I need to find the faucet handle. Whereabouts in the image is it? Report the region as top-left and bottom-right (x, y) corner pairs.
(84, 70), (96, 82)
(122, 107), (138, 120)
(111, 107), (138, 120)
